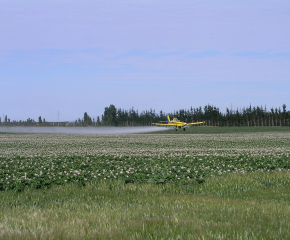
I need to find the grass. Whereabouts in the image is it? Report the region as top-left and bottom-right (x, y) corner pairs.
(1, 171), (290, 240)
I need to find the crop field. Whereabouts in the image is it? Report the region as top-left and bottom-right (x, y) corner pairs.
(1, 128), (290, 191)
(1, 127), (290, 239)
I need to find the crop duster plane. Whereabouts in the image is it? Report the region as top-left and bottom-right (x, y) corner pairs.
(152, 115), (204, 131)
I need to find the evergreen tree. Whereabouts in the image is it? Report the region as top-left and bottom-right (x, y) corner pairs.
(83, 112), (92, 126)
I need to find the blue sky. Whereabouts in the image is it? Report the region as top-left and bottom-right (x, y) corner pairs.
(1, 0), (290, 122)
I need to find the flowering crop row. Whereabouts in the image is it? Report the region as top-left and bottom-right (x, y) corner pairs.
(1, 132), (290, 191)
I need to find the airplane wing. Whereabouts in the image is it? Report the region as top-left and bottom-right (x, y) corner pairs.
(186, 122), (204, 125)
(152, 123), (178, 126)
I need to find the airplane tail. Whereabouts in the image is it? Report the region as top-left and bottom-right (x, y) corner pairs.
(166, 115), (170, 123)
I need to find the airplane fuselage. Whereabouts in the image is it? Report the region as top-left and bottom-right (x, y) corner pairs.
(152, 116), (204, 131)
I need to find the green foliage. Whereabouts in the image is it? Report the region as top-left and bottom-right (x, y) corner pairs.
(103, 104), (118, 126)
(98, 103), (290, 127)
(83, 112), (92, 126)
(1, 103), (290, 127)
(1, 172), (290, 239)
(1, 130), (290, 191)
(3, 153), (290, 191)
(0, 130), (290, 238)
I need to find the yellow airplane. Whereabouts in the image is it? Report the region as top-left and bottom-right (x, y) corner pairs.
(152, 115), (204, 131)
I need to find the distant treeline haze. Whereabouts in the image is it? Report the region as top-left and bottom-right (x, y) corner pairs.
(2, 104), (289, 127)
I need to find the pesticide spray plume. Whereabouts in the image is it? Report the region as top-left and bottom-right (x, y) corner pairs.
(0, 126), (172, 135)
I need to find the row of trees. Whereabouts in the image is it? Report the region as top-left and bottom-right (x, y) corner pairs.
(1, 104), (289, 127)
(0, 116), (48, 126)
(79, 104), (290, 127)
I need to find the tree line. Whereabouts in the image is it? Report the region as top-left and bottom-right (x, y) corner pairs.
(1, 104), (289, 127)
(80, 104), (290, 127)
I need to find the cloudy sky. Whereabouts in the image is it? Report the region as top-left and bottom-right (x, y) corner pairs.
(1, 0), (289, 122)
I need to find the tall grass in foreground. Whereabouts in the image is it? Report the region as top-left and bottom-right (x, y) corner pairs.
(1, 171), (290, 240)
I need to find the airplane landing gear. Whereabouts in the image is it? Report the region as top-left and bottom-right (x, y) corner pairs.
(183, 128), (185, 131)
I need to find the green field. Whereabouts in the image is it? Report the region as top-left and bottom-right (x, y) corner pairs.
(151, 126), (290, 134)
(1, 127), (290, 239)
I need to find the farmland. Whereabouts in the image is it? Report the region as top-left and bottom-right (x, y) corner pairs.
(1, 127), (290, 239)
(1, 128), (290, 190)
